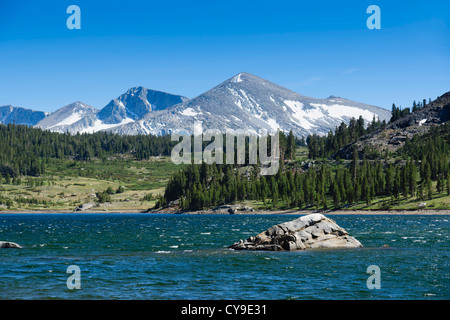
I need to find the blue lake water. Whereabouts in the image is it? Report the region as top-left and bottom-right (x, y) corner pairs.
(0, 214), (448, 300)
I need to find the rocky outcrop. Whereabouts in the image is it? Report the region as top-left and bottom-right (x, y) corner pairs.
(212, 204), (254, 214)
(229, 213), (362, 251)
(0, 241), (22, 248)
(333, 91), (450, 159)
(151, 204), (255, 214)
(74, 202), (95, 212)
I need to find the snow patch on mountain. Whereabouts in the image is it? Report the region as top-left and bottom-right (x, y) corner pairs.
(310, 103), (378, 123)
(35, 101), (99, 131)
(180, 107), (200, 117)
(78, 117), (135, 134)
(48, 112), (83, 128)
(231, 73), (243, 83)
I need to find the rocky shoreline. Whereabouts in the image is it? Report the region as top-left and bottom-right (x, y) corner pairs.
(0, 207), (449, 215)
(148, 205), (450, 215)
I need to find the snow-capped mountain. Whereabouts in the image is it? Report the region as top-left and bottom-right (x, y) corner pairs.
(110, 72), (391, 137)
(0, 105), (48, 126)
(97, 86), (189, 124)
(38, 87), (188, 134)
(35, 101), (98, 132)
(4, 73), (392, 137)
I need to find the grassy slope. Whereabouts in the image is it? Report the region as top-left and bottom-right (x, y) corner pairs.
(0, 156), (180, 212)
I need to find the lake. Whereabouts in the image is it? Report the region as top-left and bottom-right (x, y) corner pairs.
(0, 214), (448, 300)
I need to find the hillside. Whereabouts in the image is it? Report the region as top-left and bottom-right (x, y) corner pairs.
(159, 92), (450, 212)
(334, 92), (450, 159)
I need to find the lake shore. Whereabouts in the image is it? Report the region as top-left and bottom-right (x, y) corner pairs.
(171, 209), (450, 215)
(1, 208), (449, 215)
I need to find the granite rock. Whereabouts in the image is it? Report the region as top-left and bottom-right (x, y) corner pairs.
(229, 213), (362, 251)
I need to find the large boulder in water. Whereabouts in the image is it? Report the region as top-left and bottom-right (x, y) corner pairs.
(0, 241), (22, 249)
(229, 213), (362, 251)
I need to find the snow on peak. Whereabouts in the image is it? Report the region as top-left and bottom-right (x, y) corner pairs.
(79, 117), (134, 134)
(231, 73), (243, 83)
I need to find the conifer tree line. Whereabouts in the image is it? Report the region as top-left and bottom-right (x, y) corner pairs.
(306, 115), (384, 159)
(160, 108), (449, 211)
(160, 135), (449, 211)
(390, 98), (428, 123)
(0, 123), (176, 179)
(0, 122), (300, 181)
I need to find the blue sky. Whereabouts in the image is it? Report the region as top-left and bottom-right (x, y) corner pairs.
(0, 0), (449, 112)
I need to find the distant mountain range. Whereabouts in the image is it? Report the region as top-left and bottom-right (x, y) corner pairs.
(34, 87), (188, 134)
(1, 72), (391, 137)
(0, 105), (48, 126)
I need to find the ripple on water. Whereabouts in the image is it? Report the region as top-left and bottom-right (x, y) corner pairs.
(0, 214), (448, 300)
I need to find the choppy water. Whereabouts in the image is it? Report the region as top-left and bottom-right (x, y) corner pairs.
(0, 214), (448, 300)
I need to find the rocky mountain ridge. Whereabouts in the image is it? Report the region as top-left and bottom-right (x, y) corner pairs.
(2, 73), (392, 137)
(333, 91), (450, 159)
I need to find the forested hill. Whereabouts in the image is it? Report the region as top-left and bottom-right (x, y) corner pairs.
(160, 93), (450, 211)
(334, 91), (450, 160)
(0, 124), (174, 178)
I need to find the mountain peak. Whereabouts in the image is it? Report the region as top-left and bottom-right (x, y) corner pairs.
(0, 105), (47, 126)
(17, 73), (393, 137)
(68, 101), (96, 109)
(125, 86), (146, 95)
(34, 101), (98, 130)
(228, 72), (265, 83)
(96, 86), (188, 124)
(118, 72), (391, 137)
(230, 72), (246, 83)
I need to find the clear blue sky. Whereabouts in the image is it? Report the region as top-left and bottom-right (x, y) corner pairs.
(0, 0), (449, 112)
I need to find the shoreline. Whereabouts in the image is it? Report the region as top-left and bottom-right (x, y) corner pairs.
(174, 209), (450, 215)
(1, 209), (449, 215)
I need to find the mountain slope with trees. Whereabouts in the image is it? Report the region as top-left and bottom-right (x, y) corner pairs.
(334, 91), (450, 160)
(159, 93), (450, 211)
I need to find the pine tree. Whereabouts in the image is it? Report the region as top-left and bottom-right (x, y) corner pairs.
(401, 165), (408, 198)
(412, 100), (418, 112)
(393, 167), (400, 200)
(362, 175), (371, 205)
(436, 175), (443, 193)
(5, 173), (10, 185)
(408, 160), (417, 197)
(331, 179), (341, 208)
(446, 173), (450, 196)
(272, 181), (279, 209)
(385, 165), (393, 196)
(424, 162), (433, 200)
(286, 130), (296, 160)
(350, 146), (358, 181)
